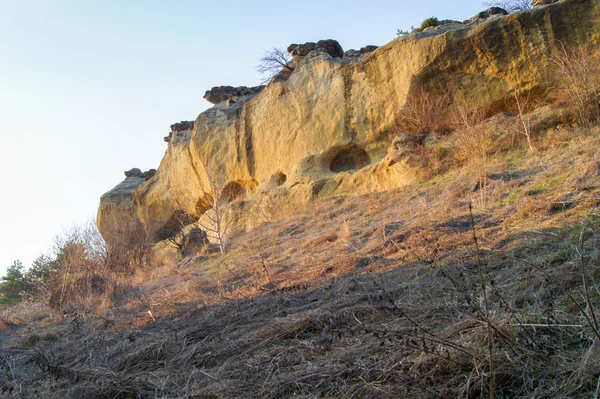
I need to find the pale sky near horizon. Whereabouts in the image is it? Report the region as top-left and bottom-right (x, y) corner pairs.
(0, 0), (484, 276)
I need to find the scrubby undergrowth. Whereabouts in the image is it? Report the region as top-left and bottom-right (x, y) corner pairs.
(3, 123), (600, 398)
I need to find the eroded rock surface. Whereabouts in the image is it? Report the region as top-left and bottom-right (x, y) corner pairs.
(98, 0), (600, 246)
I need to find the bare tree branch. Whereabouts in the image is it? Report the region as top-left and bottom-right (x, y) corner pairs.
(256, 47), (294, 84)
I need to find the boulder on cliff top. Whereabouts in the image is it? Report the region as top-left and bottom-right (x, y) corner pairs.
(287, 39), (344, 58)
(170, 121), (194, 132)
(124, 168), (143, 178)
(466, 7), (508, 24)
(203, 86), (265, 105)
(360, 45), (378, 54)
(165, 121), (194, 144)
(344, 49), (361, 58)
(287, 42), (317, 56)
(124, 168), (156, 180)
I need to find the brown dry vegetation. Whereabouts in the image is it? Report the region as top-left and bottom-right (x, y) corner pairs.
(3, 124), (600, 398)
(3, 48), (600, 399)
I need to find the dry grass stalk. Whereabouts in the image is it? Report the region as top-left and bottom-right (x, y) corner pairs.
(469, 203), (495, 399)
(578, 203), (600, 333)
(338, 220), (351, 241)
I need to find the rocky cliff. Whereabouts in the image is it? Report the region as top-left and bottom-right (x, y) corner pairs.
(98, 0), (600, 244)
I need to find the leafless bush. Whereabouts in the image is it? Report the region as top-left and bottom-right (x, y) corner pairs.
(508, 86), (536, 152)
(256, 47), (294, 83)
(483, 0), (531, 13)
(552, 43), (600, 128)
(448, 100), (491, 163)
(29, 223), (134, 314)
(195, 165), (236, 255)
(99, 209), (152, 271)
(448, 100), (494, 207)
(150, 209), (197, 257)
(395, 88), (451, 139)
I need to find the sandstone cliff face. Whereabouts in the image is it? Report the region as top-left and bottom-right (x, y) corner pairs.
(97, 170), (148, 249)
(98, 0), (600, 241)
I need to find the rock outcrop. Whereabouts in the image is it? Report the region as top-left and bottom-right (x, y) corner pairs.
(466, 7), (508, 24)
(124, 168), (156, 180)
(360, 45), (378, 54)
(164, 121), (194, 144)
(287, 39), (344, 58)
(97, 170), (148, 249)
(98, 0), (600, 245)
(203, 86), (265, 105)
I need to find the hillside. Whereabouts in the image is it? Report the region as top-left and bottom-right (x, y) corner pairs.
(3, 0), (600, 398)
(4, 128), (600, 397)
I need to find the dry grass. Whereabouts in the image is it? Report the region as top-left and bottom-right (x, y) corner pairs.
(3, 122), (600, 397)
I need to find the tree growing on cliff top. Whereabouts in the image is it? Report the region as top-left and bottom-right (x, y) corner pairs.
(256, 47), (293, 84)
(483, 0), (531, 13)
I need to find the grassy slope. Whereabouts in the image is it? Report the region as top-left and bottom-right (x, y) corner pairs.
(2, 123), (600, 398)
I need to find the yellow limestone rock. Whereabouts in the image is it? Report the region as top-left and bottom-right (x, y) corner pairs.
(99, 0), (600, 241)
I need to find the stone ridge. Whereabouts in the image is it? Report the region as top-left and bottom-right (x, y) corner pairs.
(98, 0), (598, 244)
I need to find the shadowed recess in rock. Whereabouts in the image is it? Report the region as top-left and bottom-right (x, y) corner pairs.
(329, 145), (371, 173)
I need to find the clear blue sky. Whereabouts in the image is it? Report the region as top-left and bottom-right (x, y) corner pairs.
(0, 0), (484, 275)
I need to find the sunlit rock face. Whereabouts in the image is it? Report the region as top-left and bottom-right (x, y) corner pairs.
(98, 0), (600, 243)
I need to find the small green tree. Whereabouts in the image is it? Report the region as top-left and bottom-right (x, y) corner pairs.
(420, 17), (440, 29)
(0, 260), (32, 306)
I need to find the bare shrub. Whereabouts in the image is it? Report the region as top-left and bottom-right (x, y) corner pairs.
(448, 98), (488, 133)
(448, 100), (491, 163)
(396, 88), (451, 139)
(256, 47), (294, 83)
(99, 209), (152, 271)
(150, 210), (197, 257)
(552, 43), (600, 128)
(29, 223), (134, 314)
(197, 166), (234, 255)
(149, 164), (235, 256)
(512, 87), (536, 152)
(448, 100), (494, 207)
(483, 0), (531, 13)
